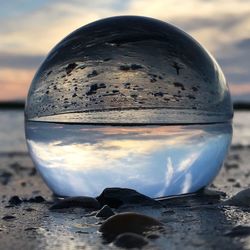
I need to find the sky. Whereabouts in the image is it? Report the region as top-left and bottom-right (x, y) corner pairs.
(0, 0), (250, 102)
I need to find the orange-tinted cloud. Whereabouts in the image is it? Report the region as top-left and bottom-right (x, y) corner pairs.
(229, 83), (250, 96)
(0, 68), (35, 100)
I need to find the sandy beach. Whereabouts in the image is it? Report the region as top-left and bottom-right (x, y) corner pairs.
(0, 110), (249, 250)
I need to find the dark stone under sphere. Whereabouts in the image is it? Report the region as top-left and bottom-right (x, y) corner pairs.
(25, 16), (233, 124)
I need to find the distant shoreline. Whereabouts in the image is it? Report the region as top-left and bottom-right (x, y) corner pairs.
(0, 102), (25, 109)
(233, 102), (250, 110)
(0, 102), (249, 110)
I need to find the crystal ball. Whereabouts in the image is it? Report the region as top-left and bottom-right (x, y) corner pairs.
(25, 16), (233, 198)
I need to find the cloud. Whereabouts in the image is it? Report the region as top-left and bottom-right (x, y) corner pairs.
(0, 52), (44, 69)
(0, 1), (121, 54)
(229, 84), (250, 96)
(0, 0), (250, 100)
(2, 0), (249, 55)
(0, 68), (35, 100)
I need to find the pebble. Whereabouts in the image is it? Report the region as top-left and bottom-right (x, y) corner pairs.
(25, 208), (36, 212)
(96, 205), (114, 219)
(87, 70), (98, 78)
(65, 63), (78, 75)
(49, 196), (100, 210)
(2, 215), (16, 221)
(119, 65), (130, 71)
(0, 170), (12, 185)
(198, 188), (226, 198)
(146, 233), (160, 240)
(224, 225), (250, 237)
(25, 195), (46, 203)
(113, 233), (149, 249)
(160, 188), (225, 207)
(130, 64), (143, 70)
(224, 188), (250, 207)
(233, 183), (241, 188)
(24, 227), (37, 231)
(75, 231), (89, 234)
(29, 168), (37, 176)
(224, 162), (239, 170)
(99, 212), (163, 242)
(9, 195), (22, 205)
(96, 188), (161, 208)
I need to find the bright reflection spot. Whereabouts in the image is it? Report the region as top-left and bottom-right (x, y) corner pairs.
(178, 152), (200, 172)
(182, 173), (192, 194)
(157, 157), (174, 197)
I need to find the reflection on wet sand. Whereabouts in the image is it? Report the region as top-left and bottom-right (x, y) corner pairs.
(26, 122), (232, 197)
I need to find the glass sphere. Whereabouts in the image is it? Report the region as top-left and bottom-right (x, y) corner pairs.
(25, 16), (233, 198)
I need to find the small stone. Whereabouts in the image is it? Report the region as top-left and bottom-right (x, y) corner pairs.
(29, 168), (37, 176)
(2, 215), (16, 221)
(5, 205), (14, 208)
(21, 181), (26, 187)
(65, 63), (78, 75)
(154, 92), (164, 97)
(187, 94), (195, 99)
(119, 65), (130, 71)
(224, 225), (250, 237)
(103, 58), (111, 61)
(49, 196), (100, 210)
(0, 171), (12, 185)
(159, 188), (225, 207)
(113, 233), (149, 249)
(99, 212), (163, 242)
(96, 205), (114, 219)
(130, 64), (143, 70)
(96, 188), (161, 208)
(224, 188), (250, 207)
(25, 208), (35, 212)
(75, 231), (89, 234)
(230, 144), (244, 150)
(198, 188), (226, 198)
(173, 82), (185, 90)
(162, 210), (175, 215)
(224, 163), (239, 170)
(9, 195), (22, 205)
(229, 154), (240, 161)
(233, 183), (241, 188)
(26, 195), (45, 203)
(146, 233), (160, 240)
(123, 82), (131, 89)
(87, 70), (98, 78)
(86, 83), (106, 95)
(24, 227), (37, 231)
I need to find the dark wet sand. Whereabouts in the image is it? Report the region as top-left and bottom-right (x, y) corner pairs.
(0, 145), (250, 250)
